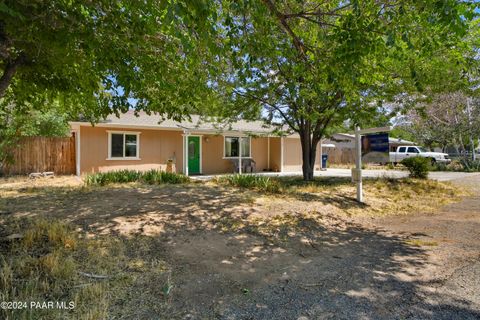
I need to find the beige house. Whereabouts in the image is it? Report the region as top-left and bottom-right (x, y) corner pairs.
(69, 111), (325, 176)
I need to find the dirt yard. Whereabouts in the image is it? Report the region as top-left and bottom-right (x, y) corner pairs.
(1, 174), (479, 319)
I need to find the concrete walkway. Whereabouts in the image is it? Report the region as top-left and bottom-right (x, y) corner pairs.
(192, 168), (480, 182)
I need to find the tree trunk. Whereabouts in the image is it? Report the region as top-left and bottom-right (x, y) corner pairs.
(301, 141), (314, 180)
(0, 54), (25, 98)
(299, 129), (318, 181)
(470, 136), (476, 161)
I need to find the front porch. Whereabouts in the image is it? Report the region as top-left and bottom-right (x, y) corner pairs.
(181, 133), (282, 176)
(180, 132), (333, 176)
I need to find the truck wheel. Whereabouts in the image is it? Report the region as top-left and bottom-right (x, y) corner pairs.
(430, 158), (436, 166)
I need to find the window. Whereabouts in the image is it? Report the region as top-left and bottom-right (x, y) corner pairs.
(407, 147), (419, 153)
(398, 147), (406, 153)
(108, 132), (140, 159)
(188, 140), (196, 159)
(224, 136), (251, 158)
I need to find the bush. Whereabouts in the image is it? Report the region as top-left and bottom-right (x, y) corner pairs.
(85, 169), (189, 186)
(459, 158), (480, 172)
(401, 157), (430, 179)
(386, 163), (395, 170)
(218, 174), (281, 193)
(141, 169), (190, 184)
(431, 159), (480, 172)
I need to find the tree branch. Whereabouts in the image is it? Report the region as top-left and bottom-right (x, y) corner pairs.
(233, 88), (297, 130)
(261, 0), (310, 58)
(0, 53), (26, 98)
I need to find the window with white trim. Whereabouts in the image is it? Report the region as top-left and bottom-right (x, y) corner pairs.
(224, 136), (251, 158)
(108, 132), (140, 159)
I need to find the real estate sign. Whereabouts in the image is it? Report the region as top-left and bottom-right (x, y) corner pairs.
(361, 133), (389, 163)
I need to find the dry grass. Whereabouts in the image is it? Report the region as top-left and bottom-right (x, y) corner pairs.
(0, 218), (172, 320)
(328, 163), (407, 170)
(404, 239), (439, 247)
(355, 178), (468, 216)
(253, 176), (469, 217)
(0, 174), (470, 318)
(0, 175), (83, 190)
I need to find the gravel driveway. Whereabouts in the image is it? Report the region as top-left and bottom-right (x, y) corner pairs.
(179, 174), (480, 319)
(2, 174), (479, 319)
(194, 169), (480, 182)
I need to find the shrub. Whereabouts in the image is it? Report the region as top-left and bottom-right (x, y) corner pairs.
(218, 174), (281, 193)
(431, 162), (449, 172)
(85, 169), (189, 186)
(459, 158), (480, 172)
(84, 169), (141, 186)
(401, 157), (430, 179)
(431, 159), (480, 172)
(141, 169), (190, 184)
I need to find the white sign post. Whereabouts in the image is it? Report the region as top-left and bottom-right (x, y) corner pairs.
(353, 126), (391, 203)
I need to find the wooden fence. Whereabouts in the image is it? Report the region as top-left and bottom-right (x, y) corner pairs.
(3, 136), (76, 175)
(324, 147), (355, 164)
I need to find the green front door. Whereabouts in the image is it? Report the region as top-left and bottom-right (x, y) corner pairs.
(187, 136), (200, 175)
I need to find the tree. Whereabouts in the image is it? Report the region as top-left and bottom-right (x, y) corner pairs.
(0, 102), (71, 174)
(396, 92), (480, 154)
(0, 0), (219, 121)
(216, 0), (477, 180)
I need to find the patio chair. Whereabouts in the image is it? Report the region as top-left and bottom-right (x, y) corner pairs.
(243, 159), (256, 173)
(228, 159), (256, 173)
(229, 159), (239, 173)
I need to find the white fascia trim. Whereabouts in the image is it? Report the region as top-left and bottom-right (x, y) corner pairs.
(106, 130), (142, 134)
(70, 122), (184, 132)
(68, 121), (274, 136)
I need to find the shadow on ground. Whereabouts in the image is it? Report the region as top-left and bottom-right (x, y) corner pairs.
(2, 183), (479, 319)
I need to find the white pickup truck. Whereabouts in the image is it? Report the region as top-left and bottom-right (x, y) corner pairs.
(389, 146), (451, 165)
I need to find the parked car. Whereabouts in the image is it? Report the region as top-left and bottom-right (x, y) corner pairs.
(389, 146), (451, 165)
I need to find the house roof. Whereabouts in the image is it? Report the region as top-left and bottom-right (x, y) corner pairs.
(70, 110), (280, 135)
(331, 133), (415, 145)
(388, 137), (415, 145)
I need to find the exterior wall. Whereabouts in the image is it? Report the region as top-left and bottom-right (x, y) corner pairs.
(283, 137), (321, 172)
(79, 126), (278, 175)
(251, 136), (269, 172)
(201, 135), (232, 174)
(269, 137), (282, 172)
(79, 126), (183, 174)
(201, 134), (271, 174)
(324, 134), (355, 149)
